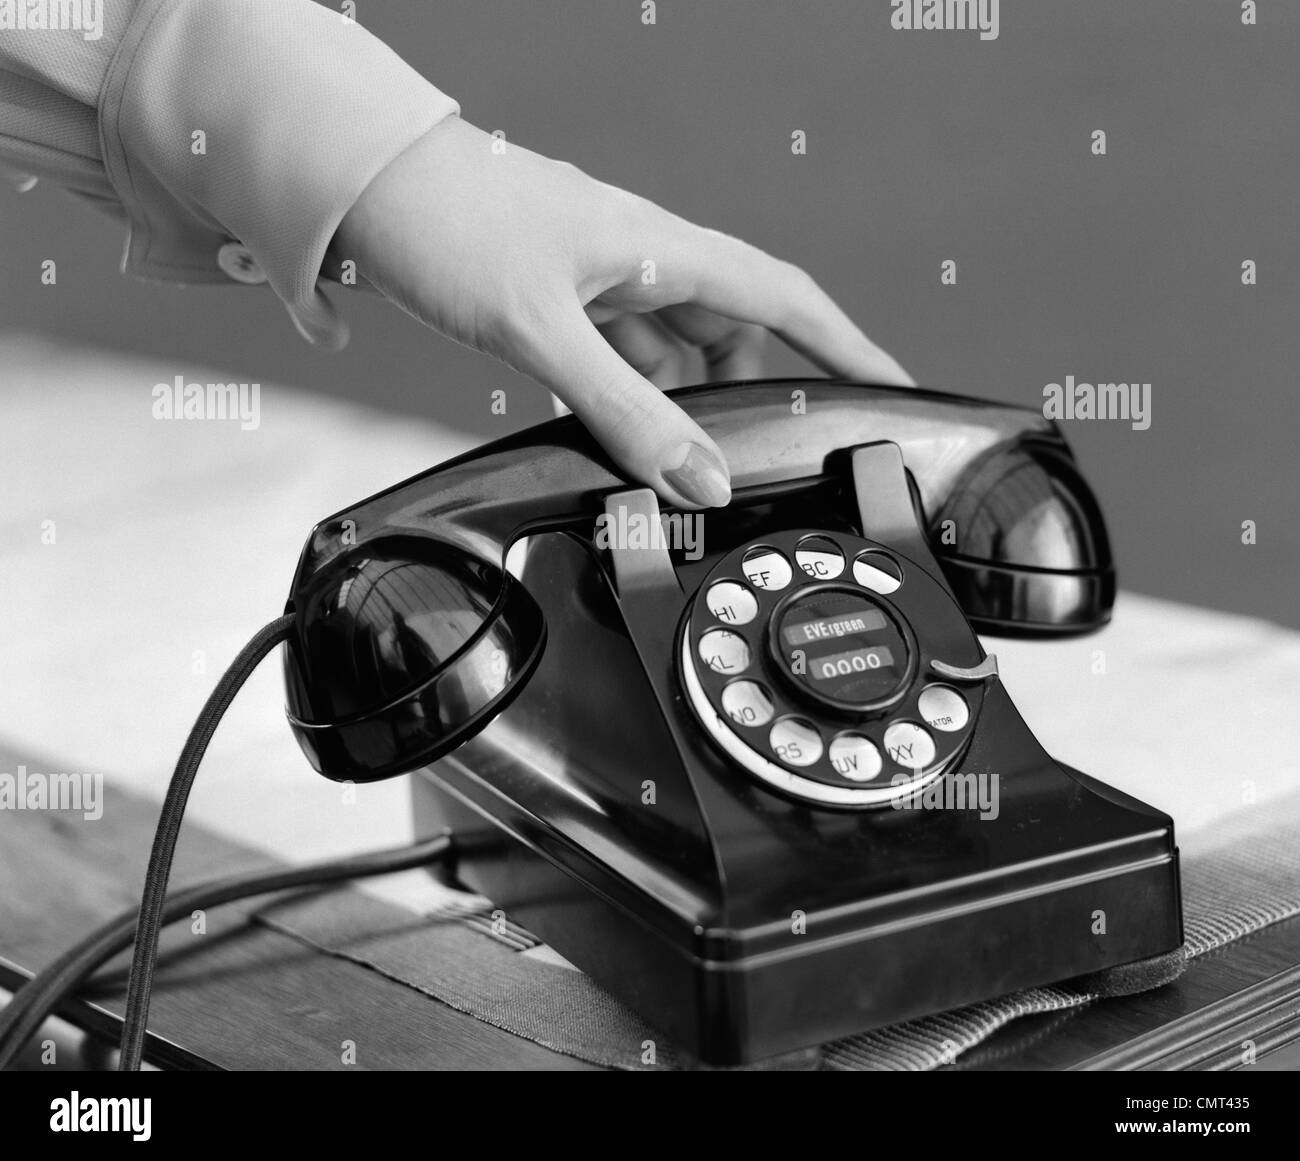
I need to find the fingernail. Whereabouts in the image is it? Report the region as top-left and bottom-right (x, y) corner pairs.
(663, 443), (731, 508)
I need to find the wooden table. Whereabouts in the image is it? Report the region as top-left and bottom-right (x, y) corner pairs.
(0, 742), (597, 1071)
(3, 741), (1298, 1071)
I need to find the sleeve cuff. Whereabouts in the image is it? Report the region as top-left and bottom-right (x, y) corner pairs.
(98, 0), (460, 349)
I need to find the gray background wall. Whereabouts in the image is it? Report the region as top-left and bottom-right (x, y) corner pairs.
(2, 0), (1296, 624)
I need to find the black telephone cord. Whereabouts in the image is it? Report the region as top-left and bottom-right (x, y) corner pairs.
(116, 613), (296, 1070)
(0, 832), (454, 1069)
(0, 613), (457, 1071)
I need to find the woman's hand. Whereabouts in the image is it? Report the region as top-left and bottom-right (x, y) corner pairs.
(335, 116), (913, 509)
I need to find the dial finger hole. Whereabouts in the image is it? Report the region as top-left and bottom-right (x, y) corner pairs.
(706, 580), (758, 625)
(742, 547), (793, 592)
(852, 551), (902, 595)
(795, 535), (845, 580)
(721, 680), (774, 727)
(698, 629), (751, 675)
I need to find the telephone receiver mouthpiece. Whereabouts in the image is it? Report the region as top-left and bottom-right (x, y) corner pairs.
(284, 535), (544, 782)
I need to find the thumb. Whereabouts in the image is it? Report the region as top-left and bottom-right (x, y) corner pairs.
(515, 300), (732, 510)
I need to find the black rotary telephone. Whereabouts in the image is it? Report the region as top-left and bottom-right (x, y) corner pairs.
(282, 380), (1184, 1066)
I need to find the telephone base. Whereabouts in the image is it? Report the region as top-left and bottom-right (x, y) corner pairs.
(407, 528), (1181, 1066)
(412, 755), (1183, 1066)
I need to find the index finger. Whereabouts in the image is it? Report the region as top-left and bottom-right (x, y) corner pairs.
(663, 224), (916, 387)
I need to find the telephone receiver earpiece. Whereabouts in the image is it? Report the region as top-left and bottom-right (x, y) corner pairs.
(283, 380), (1114, 782)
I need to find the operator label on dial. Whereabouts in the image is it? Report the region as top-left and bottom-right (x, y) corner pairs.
(918, 684), (969, 732)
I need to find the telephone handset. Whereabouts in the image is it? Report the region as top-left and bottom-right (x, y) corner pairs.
(283, 380), (1182, 1065)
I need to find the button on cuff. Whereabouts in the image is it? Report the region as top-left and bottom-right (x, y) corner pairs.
(216, 242), (268, 285)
